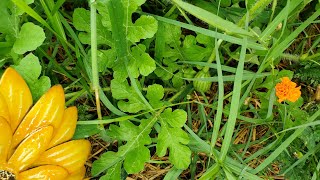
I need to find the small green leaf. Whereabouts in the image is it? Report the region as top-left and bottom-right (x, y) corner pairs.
(92, 151), (123, 176)
(156, 108), (190, 169)
(0, 0), (19, 35)
(277, 70), (294, 79)
(29, 76), (51, 101)
(146, 84), (164, 101)
(73, 8), (112, 46)
(156, 122), (191, 169)
(13, 53), (41, 82)
(12, 53), (51, 101)
(96, 49), (116, 72)
(73, 124), (101, 139)
(172, 72), (184, 88)
(107, 119), (152, 173)
(128, 44), (156, 78)
(111, 79), (147, 113)
(108, 120), (152, 144)
(124, 145), (150, 173)
(73, 8), (90, 32)
(127, 15), (158, 42)
(160, 108), (187, 128)
(182, 35), (212, 61)
(146, 84), (165, 109)
(96, 0), (111, 30)
(100, 162), (122, 180)
(12, 22), (45, 54)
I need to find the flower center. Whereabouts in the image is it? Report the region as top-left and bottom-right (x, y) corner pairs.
(0, 170), (16, 180)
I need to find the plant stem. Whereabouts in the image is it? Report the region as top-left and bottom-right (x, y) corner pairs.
(90, 0), (102, 120)
(203, 39), (223, 73)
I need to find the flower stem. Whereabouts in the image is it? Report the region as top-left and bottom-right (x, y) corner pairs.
(90, 0), (102, 120)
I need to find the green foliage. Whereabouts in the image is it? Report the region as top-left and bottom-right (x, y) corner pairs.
(295, 65), (320, 86)
(73, 8), (112, 46)
(73, 0), (158, 81)
(157, 108), (191, 169)
(12, 22), (45, 54)
(12, 53), (50, 101)
(116, 44), (156, 80)
(108, 120), (152, 173)
(111, 78), (146, 113)
(2, 0), (320, 179)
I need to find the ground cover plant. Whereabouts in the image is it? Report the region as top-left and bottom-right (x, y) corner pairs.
(0, 0), (320, 179)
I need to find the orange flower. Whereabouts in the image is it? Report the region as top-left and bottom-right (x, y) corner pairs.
(275, 77), (301, 103)
(0, 68), (91, 179)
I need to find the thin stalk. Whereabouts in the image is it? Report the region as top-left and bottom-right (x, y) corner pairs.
(219, 14), (248, 161)
(209, 39), (223, 160)
(65, 87), (178, 98)
(90, 0), (102, 120)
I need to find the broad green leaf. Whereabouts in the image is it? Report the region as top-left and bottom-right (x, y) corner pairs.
(0, 0), (19, 35)
(113, 44), (156, 81)
(127, 15), (158, 42)
(73, 8), (90, 32)
(146, 84), (164, 108)
(122, 0), (146, 22)
(73, 8), (112, 46)
(127, 44), (156, 78)
(96, 49), (116, 72)
(172, 72), (184, 88)
(12, 22), (45, 54)
(156, 121), (191, 169)
(73, 124), (101, 139)
(96, 0), (111, 30)
(124, 145), (150, 173)
(100, 162), (122, 180)
(12, 53), (51, 101)
(154, 61), (180, 80)
(182, 34), (213, 61)
(160, 108), (187, 128)
(91, 151), (123, 176)
(146, 84), (164, 101)
(111, 78), (147, 113)
(95, 0), (158, 81)
(154, 23), (185, 85)
(277, 70), (294, 79)
(29, 76), (51, 101)
(162, 24), (183, 60)
(107, 119), (152, 173)
(13, 53), (41, 82)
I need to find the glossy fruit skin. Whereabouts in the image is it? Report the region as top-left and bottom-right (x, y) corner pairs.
(193, 70), (212, 93)
(0, 67), (91, 180)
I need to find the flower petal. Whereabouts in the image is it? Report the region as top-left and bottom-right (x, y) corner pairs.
(18, 165), (69, 180)
(33, 140), (91, 174)
(11, 85), (65, 150)
(0, 117), (12, 163)
(8, 126), (53, 172)
(48, 106), (78, 149)
(0, 163), (18, 179)
(0, 93), (10, 123)
(65, 166), (86, 180)
(0, 67), (32, 131)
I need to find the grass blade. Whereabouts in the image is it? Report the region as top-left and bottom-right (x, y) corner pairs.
(171, 0), (253, 36)
(252, 108), (320, 173)
(151, 15), (266, 50)
(51, 0), (66, 15)
(219, 35), (248, 161)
